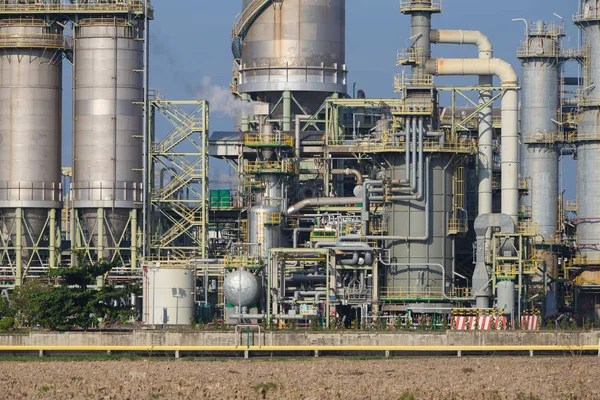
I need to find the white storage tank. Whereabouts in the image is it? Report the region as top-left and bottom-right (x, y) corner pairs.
(144, 264), (195, 325)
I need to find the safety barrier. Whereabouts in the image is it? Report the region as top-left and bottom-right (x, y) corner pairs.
(1, 344), (598, 359)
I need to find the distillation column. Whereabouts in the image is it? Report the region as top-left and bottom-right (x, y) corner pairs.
(382, 1), (454, 308)
(0, 19), (63, 283)
(518, 21), (564, 244)
(572, 3), (600, 311)
(72, 18), (144, 262)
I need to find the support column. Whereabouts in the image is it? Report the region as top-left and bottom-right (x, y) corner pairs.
(131, 209), (138, 270)
(15, 208), (22, 286)
(49, 209), (56, 269)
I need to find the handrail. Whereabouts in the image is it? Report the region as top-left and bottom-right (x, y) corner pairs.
(232, 0), (271, 40)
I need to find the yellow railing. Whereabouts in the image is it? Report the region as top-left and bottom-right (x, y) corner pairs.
(247, 160), (298, 175)
(451, 287), (471, 299)
(263, 212), (281, 226)
(495, 263), (537, 278)
(396, 47), (422, 66)
(517, 222), (538, 236)
(448, 219), (468, 235)
(574, 9), (600, 22)
(328, 136), (476, 154)
(244, 134), (294, 147)
(568, 255), (600, 267)
(223, 255), (262, 270)
(0, 0), (150, 14)
(0, 33), (70, 49)
(522, 131), (564, 144)
(399, 0), (442, 13)
(380, 286), (444, 300)
(565, 200), (577, 213)
(394, 72), (434, 91)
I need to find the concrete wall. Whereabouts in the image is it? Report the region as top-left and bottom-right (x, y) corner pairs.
(0, 330), (597, 347)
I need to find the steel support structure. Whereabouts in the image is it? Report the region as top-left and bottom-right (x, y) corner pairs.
(146, 93), (209, 260)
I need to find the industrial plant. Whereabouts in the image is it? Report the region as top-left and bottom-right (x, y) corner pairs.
(1, 0), (599, 330)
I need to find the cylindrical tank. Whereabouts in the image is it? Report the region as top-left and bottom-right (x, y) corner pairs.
(497, 280), (516, 316)
(575, 11), (600, 254)
(239, 0), (347, 98)
(72, 18), (143, 257)
(0, 19), (63, 265)
(224, 268), (260, 307)
(249, 205), (281, 258)
(385, 154), (455, 301)
(144, 266), (195, 325)
(518, 21), (562, 242)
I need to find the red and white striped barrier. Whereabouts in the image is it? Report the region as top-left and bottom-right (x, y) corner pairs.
(451, 316), (507, 331)
(520, 315), (540, 331)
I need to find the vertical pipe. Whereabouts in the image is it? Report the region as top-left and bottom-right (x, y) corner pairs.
(97, 207), (104, 261)
(142, 0), (150, 259)
(411, 117), (417, 192)
(405, 117), (411, 184)
(49, 209), (56, 270)
(282, 91), (291, 132)
(15, 208), (22, 286)
(478, 76), (494, 215)
(131, 209), (137, 271)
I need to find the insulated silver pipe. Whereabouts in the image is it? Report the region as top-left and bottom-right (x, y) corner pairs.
(430, 29), (494, 215)
(426, 58), (520, 223)
(331, 168), (363, 185)
(287, 197), (361, 215)
(411, 117), (417, 192)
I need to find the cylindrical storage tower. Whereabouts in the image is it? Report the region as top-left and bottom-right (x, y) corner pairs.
(224, 268), (260, 308)
(249, 205), (281, 258)
(238, 0), (346, 114)
(575, 6), (600, 256)
(496, 280), (516, 316)
(144, 266), (195, 325)
(72, 18), (143, 259)
(518, 21), (563, 243)
(0, 19), (63, 279)
(240, 0), (346, 94)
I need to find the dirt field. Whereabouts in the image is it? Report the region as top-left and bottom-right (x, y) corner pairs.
(0, 357), (598, 399)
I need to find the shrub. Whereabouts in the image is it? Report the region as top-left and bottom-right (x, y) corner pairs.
(0, 316), (14, 331)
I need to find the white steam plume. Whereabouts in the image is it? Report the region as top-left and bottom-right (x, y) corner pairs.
(191, 76), (254, 118)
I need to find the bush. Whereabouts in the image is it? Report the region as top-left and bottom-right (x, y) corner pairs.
(0, 316), (14, 331)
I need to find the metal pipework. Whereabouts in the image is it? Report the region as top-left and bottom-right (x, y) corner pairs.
(287, 197), (361, 215)
(331, 168), (363, 185)
(295, 114), (311, 159)
(365, 157), (431, 242)
(430, 29), (493, 215)
(426, 58), (520, 223)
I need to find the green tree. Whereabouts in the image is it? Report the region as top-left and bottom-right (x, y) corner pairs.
(8, 253), (140, 330)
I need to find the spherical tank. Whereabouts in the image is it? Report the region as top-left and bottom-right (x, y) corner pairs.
(144, 267), (195, 325)
(239, 0), (347, 95)
(224, 269), (260, 307)
(72, 18), (143, 255)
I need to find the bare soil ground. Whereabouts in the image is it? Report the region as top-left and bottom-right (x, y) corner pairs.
(0, 357), (598, 399)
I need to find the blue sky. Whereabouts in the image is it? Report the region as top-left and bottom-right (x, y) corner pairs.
(61, 0), (580, 196)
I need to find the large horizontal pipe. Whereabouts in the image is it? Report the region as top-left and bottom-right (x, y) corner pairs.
(331, 168), (363, 185)
(426, 58), (519, 223)
(430, 29), (493, 56)
(287, 197), (361, 215)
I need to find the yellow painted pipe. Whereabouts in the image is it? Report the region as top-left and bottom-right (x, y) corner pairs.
(0, 345), (596, 352)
